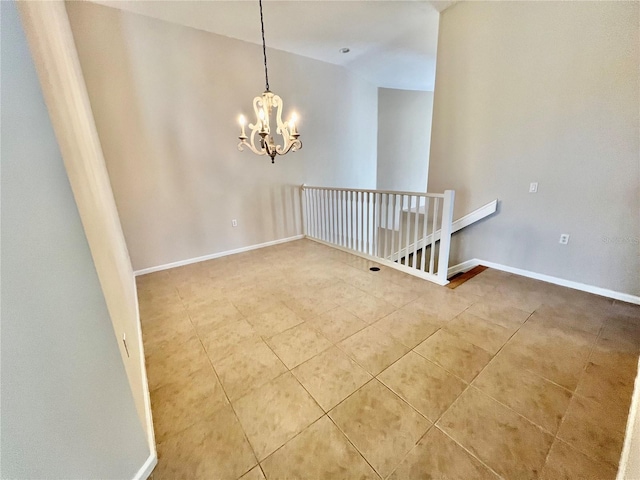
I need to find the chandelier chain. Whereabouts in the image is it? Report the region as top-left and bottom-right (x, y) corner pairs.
(259, 0), (270, 92)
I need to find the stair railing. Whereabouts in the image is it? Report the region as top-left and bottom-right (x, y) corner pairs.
(301, 185), (455, 286)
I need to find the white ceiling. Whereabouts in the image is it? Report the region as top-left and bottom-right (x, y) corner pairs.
(89, 1), (451, 91)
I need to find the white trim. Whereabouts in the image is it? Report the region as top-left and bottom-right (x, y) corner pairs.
(132, 452), (157, 480)
(617, 357), (640, 479)
(447, 259), (479, 278)
(307, 237), (449, 286)
(132, 282), (157, 453)
(452, 199), (498, 232)
(389, 199), (498, 262)
(446, 258), (640, 305)
(134, 235), (304, 276)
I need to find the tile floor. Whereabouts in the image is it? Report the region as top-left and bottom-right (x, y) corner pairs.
(138, 239), (639, 479)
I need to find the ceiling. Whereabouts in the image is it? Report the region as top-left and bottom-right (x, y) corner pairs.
(89, 1), (453, 91)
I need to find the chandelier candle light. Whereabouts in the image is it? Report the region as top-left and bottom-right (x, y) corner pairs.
(237, 0), (302, 164)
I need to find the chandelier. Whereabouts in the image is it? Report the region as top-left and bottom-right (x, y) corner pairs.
(237, 0), (302, 164)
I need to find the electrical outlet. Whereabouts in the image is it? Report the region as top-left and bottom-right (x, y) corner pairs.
(231, 219), (238, 227)
(529, 182), (538, 193)
(559, 234), (570, 245)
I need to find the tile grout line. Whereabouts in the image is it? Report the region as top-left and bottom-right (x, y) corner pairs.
(186, 290), (268, 480)
(544, 315), (625, 471)
(411, 305), (545, 477)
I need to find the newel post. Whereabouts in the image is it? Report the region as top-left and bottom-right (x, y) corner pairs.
(437, 190), (455, 284)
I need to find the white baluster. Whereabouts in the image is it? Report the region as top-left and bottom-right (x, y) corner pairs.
(420, 197), (429, 272)
(390, 194), (397, 262)
(412, 196), (420, 269)
(404, 195), (411, 266)
(429, 197), (439, 274)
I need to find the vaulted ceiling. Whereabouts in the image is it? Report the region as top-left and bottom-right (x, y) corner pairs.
(89, 1), (454, 91)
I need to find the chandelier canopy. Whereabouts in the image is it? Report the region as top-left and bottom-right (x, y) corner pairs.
(237, 0), (302, 164)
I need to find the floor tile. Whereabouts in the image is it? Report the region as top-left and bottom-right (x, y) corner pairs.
(231, 291), (281, 317)
(176, 280), (226, 309)
(266, 322), (332, 369)
(499, 320), (594, 390)
(307, 306), (368, 343)
(146, 336), (212, 391)
(150, 365), (228, 443)
(472, 353), (572, 434)
(213, 339), (287, 400)
(292, 346), (371, 411)
(261, 416), (378, 480)
(407, 290), (476, 323)
(372, 309), (439, 348)
(338, 325), (409, 375)
(234, 372), (323, 460)
(529, 303), (605, 336)
(444, 311), (514, 354)
(154, 405), (256, 480)
(465, 301), (530, 330)
(438, 387), (554, 479)
(142, 310), (197, 355)
(243, 303), (303, 338)
(601, 316), (640, 351)
(316, 281), (368, 306)
(484, 285), (543, 313)
(282, 293), (339, 320)
(200, 319), (260, 363)
(329, 380), (430, 478)
(414, 329), (492, 382)
(342, 293), (397, 324)
(452, 275), (500, 297)
(557, 393), (628, 466)
(378, 351), (466, 422)
(139, 293), (184, 321)
(589, 336), (639, 381)
(576, 361), (635, 414)
(186, 298), (244, 332)
(540, 439), (617, 480)
(369, 280), (419, 308)
(388, 427), (499, 480)
(401, 299), (449, 327)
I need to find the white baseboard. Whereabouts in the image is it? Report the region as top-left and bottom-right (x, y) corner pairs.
(447, 259), (480, 278)
(133, 235), (304, 276)
(132, 451), (157, 480)
(447, 258), (640, 305)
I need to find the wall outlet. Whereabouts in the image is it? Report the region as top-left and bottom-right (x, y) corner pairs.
(559, 234), (570, 245)
(231, 219), (238, 227)
(529, 182), (538, 193)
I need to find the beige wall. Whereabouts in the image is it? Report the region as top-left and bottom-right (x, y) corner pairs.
(1, 1), (149, 476)
(429, 1), (639, 296)
(377, 88), (433, 192)
(67, 2), (378, 272)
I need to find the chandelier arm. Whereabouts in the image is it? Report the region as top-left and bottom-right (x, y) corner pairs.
(259, 0), (270, 92)
(276, 138), (302, 155)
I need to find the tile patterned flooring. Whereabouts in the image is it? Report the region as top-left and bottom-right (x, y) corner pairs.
(138, 239), (639, 479)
